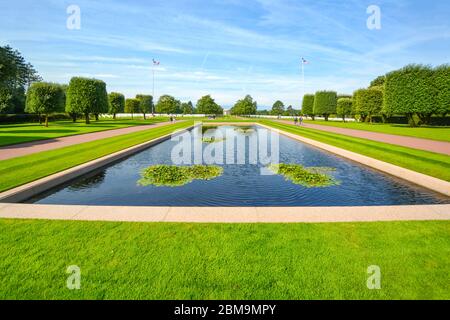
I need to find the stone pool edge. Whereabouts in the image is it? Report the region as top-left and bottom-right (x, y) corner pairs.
(0, 124), (196, 203)
(0, 203), (448, 223)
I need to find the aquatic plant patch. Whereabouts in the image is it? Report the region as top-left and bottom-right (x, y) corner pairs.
(138, 165), (223, 187)
(202, 137), (226, 143)
(269, 163), (339, 187)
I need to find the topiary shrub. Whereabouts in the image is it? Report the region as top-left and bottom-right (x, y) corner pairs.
(66, 77), (108, 124)
(125, 98), (140, 119)
(336, 98), (353, 122)
(313, 91), (337, 121)
(136, 94), (153, 119)
(353, 87), (383, 123)
(108, 92), (125, 119)
(301, 94), (315, 120)
(25, 82), (65, 127)
(384, 64), (435, 126)
(434, 64), (450, 117)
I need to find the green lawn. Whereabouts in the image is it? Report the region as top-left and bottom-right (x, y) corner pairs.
(303, 120), (450, 142)
(0, 121), (193, 192)
(0, 117), (168, 147)
(261, 120), (450, 182)
(0, 219), (448, 299)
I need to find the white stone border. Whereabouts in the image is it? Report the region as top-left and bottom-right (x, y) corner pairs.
(0, 203), (448, 223)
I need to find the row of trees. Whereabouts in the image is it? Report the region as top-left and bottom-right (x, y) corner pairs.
(25, 77), (226, 125)
(302, 64), (449, 126)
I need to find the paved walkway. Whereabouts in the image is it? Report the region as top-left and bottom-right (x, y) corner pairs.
(0, 203), (448, 223)
(0, 121), (177, 161)
(278, 120), (450, 155)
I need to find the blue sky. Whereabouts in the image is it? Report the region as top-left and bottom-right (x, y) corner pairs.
(1, 0), (449, 109)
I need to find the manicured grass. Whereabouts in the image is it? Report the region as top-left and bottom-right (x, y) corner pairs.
(0, 118), (168, 147)
(261, 120), (450, 182)
(0, 121), (193, 192)
(304, 120), (450, 142)
(0, 219), (448, 299)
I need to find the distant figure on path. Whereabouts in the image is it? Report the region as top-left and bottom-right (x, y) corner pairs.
(294, 117), (298, 125)
(299, 116), (303, 126)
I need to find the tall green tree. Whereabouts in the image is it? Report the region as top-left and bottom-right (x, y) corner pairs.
(0, 45), (42, 114)
(231, 95), (257, 115)
(92, 80), (109, 121)
(384, 64), (435, 126)
(108, 92), (125, 119)
(313, 91), (337, 121)
(181, 101), (194, 114)
(66, 77), (107, 124)
(25, 82), (65, 127)
(301, 94), (315, 120)
(271, 100), (285, 116)
(136, 94), (153, 119)
(155, 95), (181, 114)
(353, 88), (383, 123)
(336, 98), (353, 122)
(125, 98), (140, 119)
(434, 64), (450, 117)
(196, 95), (223, 115)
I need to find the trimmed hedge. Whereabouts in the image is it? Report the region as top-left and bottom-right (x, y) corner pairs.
(301, 94), (315, 118)
(434, 64), (450, 117)
(25, 82), (65, 126)
(155, 95), (181, 114)
(136, 94), (153, 119)
(353, 87), (383, 122)
(108, 92), (125, 119)
(384, 64), (435, 125)
(125, 98), (140, 118)
(336, 98), (353, 121)
(66, 77), (108, 124)
(313, 91), (337, 121)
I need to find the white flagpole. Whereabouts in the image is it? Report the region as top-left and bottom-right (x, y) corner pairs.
(152, 64), (155, 115)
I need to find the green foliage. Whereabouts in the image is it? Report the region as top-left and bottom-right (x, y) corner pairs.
(434, 64), (450, 117)
(336, 98), (353, 121)
(313, 91), (337, 120)
(384, 64), (435, 125)
(138, 165), (223, 187)
(269, 163), (339, 187)
(231, 95), (257, 115)
(181, 101), (194, 114)
(66, 77), (108, 123)
(25, 82), (65, 126)
(125, 98), (140, 116)
(155, 95), (181, 114)
(0, 45), (42, 114)
(92, 80), (109, 116)
(108, 92), (125, 116)
(352, 88), (383, 122)
(196, 95), (223, 115)
(136, 94), (153, 117)
(370, 75), (386, 88)
(271, 100), (285, 116)
(301, 94), (315, 117)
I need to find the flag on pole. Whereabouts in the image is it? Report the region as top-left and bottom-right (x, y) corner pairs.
(152, 59), (160, 66)
(301, 57), (309, 65)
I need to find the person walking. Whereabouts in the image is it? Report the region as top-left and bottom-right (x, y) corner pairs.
(299, 116), (303, 126)
(294, 117), (298, 125)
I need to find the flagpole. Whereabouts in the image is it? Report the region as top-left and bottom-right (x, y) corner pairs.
(152, 65), (155, 115)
